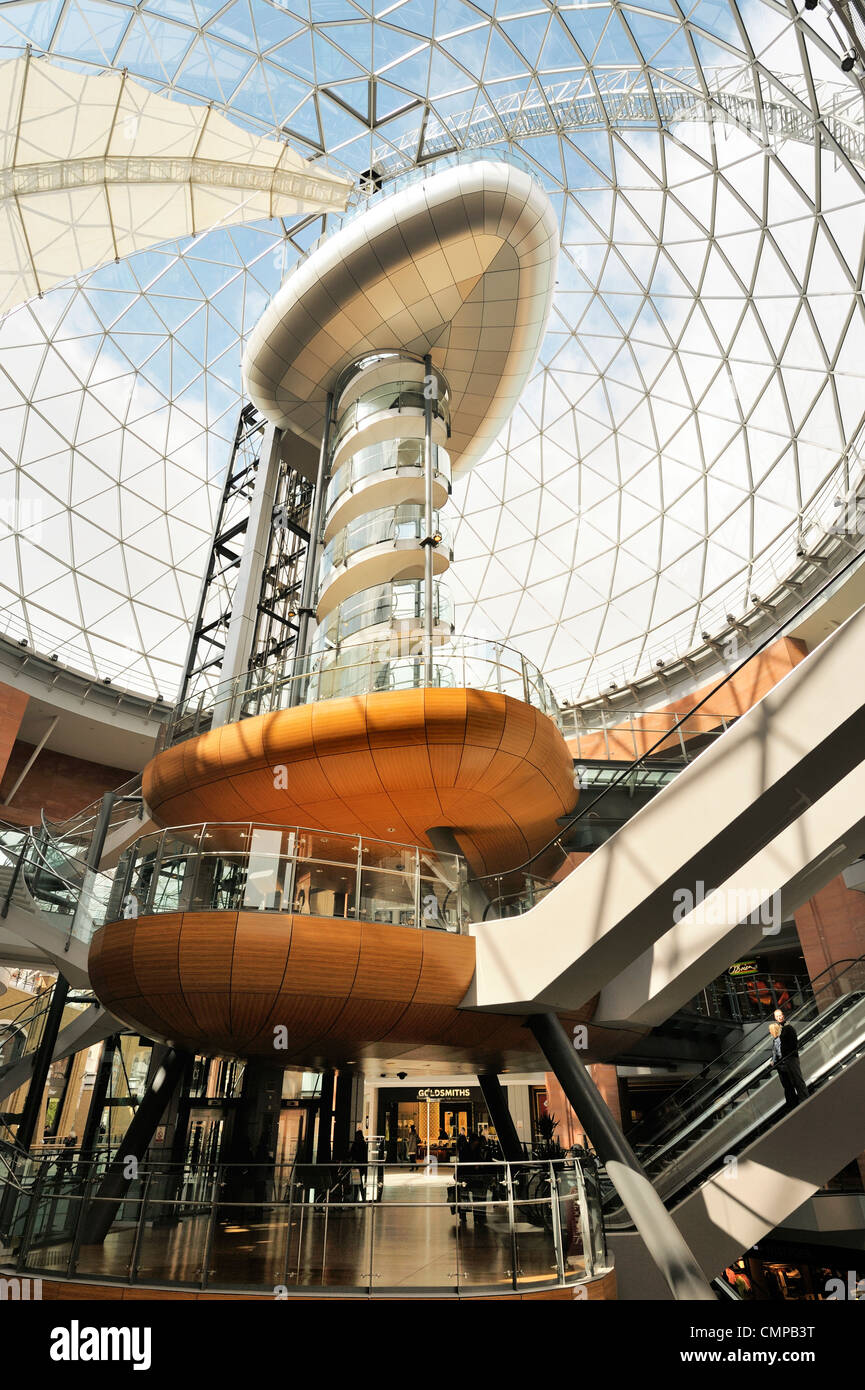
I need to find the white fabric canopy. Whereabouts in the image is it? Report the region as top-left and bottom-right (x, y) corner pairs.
(0, 53), (350, 315)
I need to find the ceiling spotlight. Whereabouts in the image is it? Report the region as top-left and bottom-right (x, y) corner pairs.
(841, 50), (856, 71)
(432, 530), (442, 545)
(701, 631), (712, 642)
(102, 677), (112, 685)
(17, 638), (27, 647)
(803, 0), (818, 8)
(50, 653), (58, 662)
(655, 658), (665, 669)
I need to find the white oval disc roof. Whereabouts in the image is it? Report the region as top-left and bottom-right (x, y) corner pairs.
(243, 159), (558, 472)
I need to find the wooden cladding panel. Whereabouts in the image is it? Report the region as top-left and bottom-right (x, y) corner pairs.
(132, 920), (184, 997)
(88, 911), (607, 1067)
(353, 921), (424, 998)
(143, 689), (577, 875)
(231, 915), (293, 994)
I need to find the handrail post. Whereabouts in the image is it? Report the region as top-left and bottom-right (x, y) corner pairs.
(505, 1161), (519, 1291)
(15, 1163), (48, 1273)
(128, 1169), (152, 1284)
(65, 1161), (96, 1279)
(549, 1160), (566, 1285)
(199, 1168), (221, 1290)
(571, 1156), (595, 1279)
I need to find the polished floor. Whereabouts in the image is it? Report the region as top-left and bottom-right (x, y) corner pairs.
(23, 1167), (589, 1294)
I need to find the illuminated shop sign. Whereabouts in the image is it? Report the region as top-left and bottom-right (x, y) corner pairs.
(417, 1087), (472, 1100)
(728, 960), (759, 977)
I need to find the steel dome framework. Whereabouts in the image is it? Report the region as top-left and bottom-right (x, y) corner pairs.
(1, 0), (865, 704)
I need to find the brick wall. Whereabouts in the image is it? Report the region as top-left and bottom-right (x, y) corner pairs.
(0, 680), (29, 784)
(0, 739), (135, 826)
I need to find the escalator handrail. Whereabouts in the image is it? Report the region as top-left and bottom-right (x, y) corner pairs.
(631, 993), (861, 1177)
(630, 986), (860, 1161)
(625, 953), (865, 1154)
(601, 989), (865, 1220)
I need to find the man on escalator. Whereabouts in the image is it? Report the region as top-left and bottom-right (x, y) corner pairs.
(770, 1007), (809, 1111)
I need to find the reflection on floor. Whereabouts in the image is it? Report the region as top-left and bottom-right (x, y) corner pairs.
(26, 1166), (590, 1293)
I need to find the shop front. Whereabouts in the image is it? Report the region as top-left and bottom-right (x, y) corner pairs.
(377, 1085), (496, 1161)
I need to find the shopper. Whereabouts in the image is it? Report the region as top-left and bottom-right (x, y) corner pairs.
(769, 1009), (808, 1111)
(349, 1127), (367, 1202)
(405, 1124), (419, 1169)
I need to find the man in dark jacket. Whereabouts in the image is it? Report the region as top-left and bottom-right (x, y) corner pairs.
(772, 1008), (809, 1111)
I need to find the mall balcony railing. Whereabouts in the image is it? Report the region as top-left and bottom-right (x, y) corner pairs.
(325, 436), (451, 530)
(314, 578), (455, 651)
(329, 376), (451, 460)
(107, 822), (469, 934)
(317, 504), (453, 599)
(161, 634), (560, 748)
(560, 703), (737, 759)
(1, 1154), (609, 1297)
(0, 827), (121, 947)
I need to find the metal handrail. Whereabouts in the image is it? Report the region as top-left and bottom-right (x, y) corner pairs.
(4, 1153), (608, 1296)
(622, 953), (865, 1160)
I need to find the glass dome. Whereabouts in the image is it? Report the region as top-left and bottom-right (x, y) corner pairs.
(0, 0), (864, 703)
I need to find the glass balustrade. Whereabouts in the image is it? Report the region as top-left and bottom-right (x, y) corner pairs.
(325, 437), (451, 525)
(165, 634), (560, 746)
(2, 1155), (608, 1297)
(329, 377), (450, 458)
(312, 579), (455, 651)
(107, 822), (468, 934)
(317, 504), (452, 598)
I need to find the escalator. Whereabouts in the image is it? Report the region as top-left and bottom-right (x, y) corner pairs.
(470, 593), (865, 1019)
(606, 956), (865, 1297)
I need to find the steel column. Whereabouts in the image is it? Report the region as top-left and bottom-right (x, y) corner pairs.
(294, 391), (334, 677)
(315, 1068), (335, 1164)
(477, 1072), (524, 1161)
(527, 1012), (716, 1301)
(212, 423), (284, 726)
(14, 975), (70, 1152)
(79, 1046), (189, 1244)
(78, 1034), (118, 1162)
(423, 353), (435, 684)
